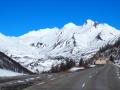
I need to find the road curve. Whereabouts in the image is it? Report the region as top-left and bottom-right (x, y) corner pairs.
(24, 64), (120, 90)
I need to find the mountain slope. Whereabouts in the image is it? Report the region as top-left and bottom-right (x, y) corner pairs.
(90, 37), (120, 64)
(0, 19), (120, 73)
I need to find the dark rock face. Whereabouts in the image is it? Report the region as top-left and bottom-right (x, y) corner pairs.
(0, 52), (33, 74)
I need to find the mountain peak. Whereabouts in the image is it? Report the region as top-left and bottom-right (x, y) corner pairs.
(85, 19), (95, 25)
(63, 22), (78, 29)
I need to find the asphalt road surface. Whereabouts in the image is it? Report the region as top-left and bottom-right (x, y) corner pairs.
(24, 64), (120, 90)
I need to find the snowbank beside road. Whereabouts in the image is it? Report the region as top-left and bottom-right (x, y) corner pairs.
(0, 69), (23, 77)
(69, 67), (85, 72)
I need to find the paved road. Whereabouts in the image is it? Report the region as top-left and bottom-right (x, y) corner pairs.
(0, 73), (60, 90)
(24, 64), (120, 90)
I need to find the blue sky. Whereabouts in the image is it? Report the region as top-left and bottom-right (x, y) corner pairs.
(0, 0), (120, 36)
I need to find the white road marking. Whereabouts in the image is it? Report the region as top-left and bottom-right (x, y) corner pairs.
(82, 82), (85, 88)
(48, 75), (53, 78)
(115, 67), (120, 78)
(50, 78), (56, 80)
(89, 75), (93, 78)
(37, 82), (46, 85)
(36, 77), (41, 79)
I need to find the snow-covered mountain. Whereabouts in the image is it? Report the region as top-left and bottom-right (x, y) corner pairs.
(0, 19), (120, 73)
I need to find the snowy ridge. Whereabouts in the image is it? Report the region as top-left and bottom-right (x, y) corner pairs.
(0, 19), (120, 73)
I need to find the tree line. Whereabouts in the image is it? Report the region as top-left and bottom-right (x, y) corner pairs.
(50, 58), (90, 73)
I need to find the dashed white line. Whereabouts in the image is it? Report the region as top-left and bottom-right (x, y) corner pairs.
(36, 77), (41, 79)
(89, 75), (93, 78)
(115, 67), (120, 79)
(50, 78), (56, 81)
(48, 75), (53, 78)
(82, 82), (86, 88)
(37, 82), (46, 85)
